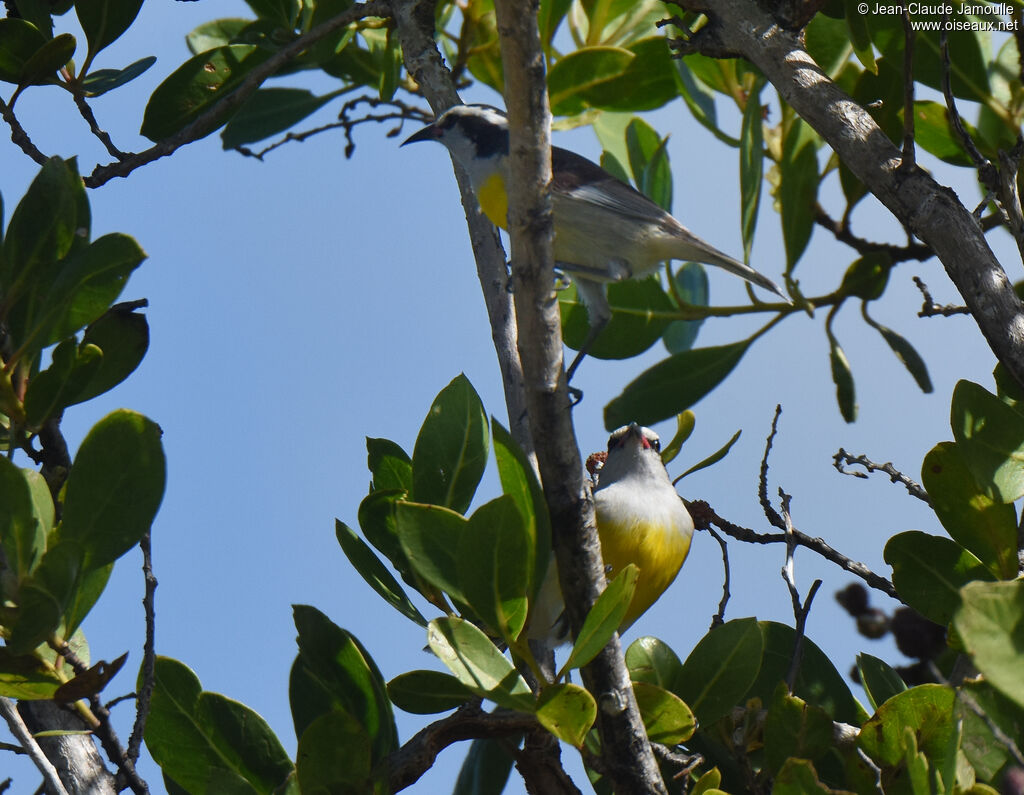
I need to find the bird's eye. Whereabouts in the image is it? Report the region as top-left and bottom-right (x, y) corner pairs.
(650, 437), (660, 452)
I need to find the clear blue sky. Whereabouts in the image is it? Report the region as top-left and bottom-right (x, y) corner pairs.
(1, 2), (1007, 791)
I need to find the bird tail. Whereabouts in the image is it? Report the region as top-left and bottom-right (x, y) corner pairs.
(666, 227), (789, 303)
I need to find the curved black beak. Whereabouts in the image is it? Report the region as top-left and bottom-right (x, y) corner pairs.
(401, 123), (440, 146)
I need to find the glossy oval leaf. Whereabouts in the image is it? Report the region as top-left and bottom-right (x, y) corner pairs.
(954, 579), (1024, 711)
(764, 682), (833, 774)
(335, 520), (426, 627)
(411, 374), (488, 514)
(72, 305), (150, 405)
(884, 530), (994, 626)
(536, 683), (597, 748)
(76, 0), (143, 59)
(625, 635), (684, 690)
(366, 437), (412, 493)
(921, 442), (1018, 579)
(740, 79), (765, 262)
(675, 617), (763, 726)
(292, 605), (398, 764)
(0, 456), (46, 583)
(560, 564), (639, 674)
(492, 419), (550, 602)
(426, 617), (533, 712)
(677, 429), (741, 480)
(221, 88), (332, 149)
(560, 277), (675, 360)
(0, 648), (63, 699)
(357, 490), (408, 577)
(604, 339), (751, 430)
(780, 124), (819, 269)
(0, 18), (47, 83)
(23, 339), (102, 428)
(141, 45), (272, 142)
(581, 38), (677, 114)
(951, 379), (1024, 503)
(857, 683), (956, 768)
(459, 495), (531, 642)
(633, 681), (695, 745)
(81, 56), (156, 97)
(547, 46), (634, 115)
(875, 323), (932, 393)
(186, 18), (250, 54)
(662, 263), (708, 355)
(19, 32), (75, 85)
(829, 336), (857, 423)
(386, 669), (474, 714)
(659, 411), (696, 466)
(855, 652), (907, 712)
(453, 737), (519, 795)
(395, 501), (467, 602)
(296, 709), (373, 794)
(61, 410), (165, 571)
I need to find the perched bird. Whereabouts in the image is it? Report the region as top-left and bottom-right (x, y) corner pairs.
(528, 423), (694, 642)
(403, 104), (787, 381)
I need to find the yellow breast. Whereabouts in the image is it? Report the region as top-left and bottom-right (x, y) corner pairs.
(595, 492), (693, 630)
(477, 172), (509, 230)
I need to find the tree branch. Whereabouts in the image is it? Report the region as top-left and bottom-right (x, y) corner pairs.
(667, 1), (1024, 389)
(832, 447), (930, 503)
(0, 698), (69, 795)
(390, 0), (533, 459)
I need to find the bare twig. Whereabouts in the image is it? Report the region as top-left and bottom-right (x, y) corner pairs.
(0, 698), (69, 795)
(813, 204), (932, 263)
(778, 491), (823, 690)
(832, 448), (930, 503)
(706, 527), (731, 629)
(71, 90), (128, 160)
(385, 703), (537, 792)
(128, 531), (157, 763)
(688, 499), (900, 600)
(758, 406), (785, 530)
(997, 138), (1024, 264)
(0, 95), (49, 165)
(81, 0), (392, 188)
(912, 276), (970, 317)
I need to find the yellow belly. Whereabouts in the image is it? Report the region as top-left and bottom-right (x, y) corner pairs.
(596, 507), (692, 630)
(478, 172), (509, 229)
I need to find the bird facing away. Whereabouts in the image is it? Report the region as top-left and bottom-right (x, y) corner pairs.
(527, 423), (694, 642)
(403, 104), (788, 381)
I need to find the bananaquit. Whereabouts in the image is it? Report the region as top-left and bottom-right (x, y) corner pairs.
(403, 104), (787, 382)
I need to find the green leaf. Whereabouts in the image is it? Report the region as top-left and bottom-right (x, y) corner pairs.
(141, 45), (272, 142)
(0, 648), (63, 699)
(921, 442), (1018, 579)
(840, 253), (890, 300)
(23, 338), (102, 427)
(577, 38), (677, 114)
(0, 18), (47, 83)
(560, 277), (675, 360)
(1, 156), (80, 300)
(538, 0), (572, 46)
(72, 304), (149, 404)
(7, 541), (82, 653)
(19, 32), (75, 85)
(780, 121), (819, 269)
(61, 409), (165, 571)
(81, 56), (155, 97)
(61, 561), (112, 639)
(75, 0), (143, 59)
(624, 116), (670, 209)
(459, 496), (530, 641)
(659, 411), (695, 466)
(746, 621), (863, 724)
(805, 12), (851, 76)
(335, 520), (426, 627)
(625, 635), (683, 690)
(221, 88), (332, 149)
(186, 18), (250, 54)
(395, 501), (467, 602)
(366, 437), (412, 493)
(0, 456), (47, 583)
(677, 429), (741, 480)
(386, 669), (474, 714)
(909, 100), (973, 166)
(604, 340), (751, 430)
(829, 337), (857, 423)
(958, 678), (1024, 780)
(536, 683), (597, 747)
(145, 656), (294, 795)
(845, 0), (876, 71)
(856, 652), (907, 712)
(453, 737), (519, 795)
(858, 684), (956, 769)
(632, 681), (695, 745)
(951, 379), (1024, 503)
(242, 0), (299, 27)
(675, 617), (763, 726)
(12, 0), (53, 39)
(875, 323), (932, 393)
(560, 564), (639, 674)
(357, 490), (409, 579)
(692, 768), (723, 795)
(547, 46), (634, 116)
(295, 710), (372, 794)
(764, 682), (834, 774)
(885, 530), (994, 625)
(292, 605), (397, 764)
(492, 420), (550, 602)
(740, 79), (765, 262)
(411, 374), (488, 514)
(426, 617), (533, 712)
(662, 262), (708, 355)
(772, 758), (841, 795)
(954, 580), (1024, 711)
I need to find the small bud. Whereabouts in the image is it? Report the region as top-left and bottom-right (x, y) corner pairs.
(836, 583), (869, 616)
(856, 608), (889, 639)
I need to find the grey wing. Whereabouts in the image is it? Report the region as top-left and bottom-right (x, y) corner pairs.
(551, 147), (672, 226)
